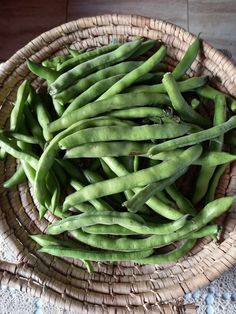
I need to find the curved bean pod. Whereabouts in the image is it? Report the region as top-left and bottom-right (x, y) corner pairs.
(59, 123), (191, 150)
(134, 239), (196, 264)
(10, 80), (30, 132)
(127, 76), (208, 94)
(70, 196), (235, 251)
(49, 38), (143, 94)
(49, 92), (170, 132)
(97, 45), (167, 100)
(58, 43), (121, 72)
(172, 36), (200, 80)
(148, 116), (236, 155)
(54, 61), (143, 105)
(47, 210), (188, 235)
(35, 116), (130, 206)
(3, 165), (26, 188)
(27, 60), (59, 83)
(65, 141), (153, 159)
(39, 245), (153, 261)
(63, 145), (202, 210)
(162, 72), (210, 128)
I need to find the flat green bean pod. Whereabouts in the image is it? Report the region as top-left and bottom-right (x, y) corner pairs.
(10, 80), (30, 132)
(59, 123), (191, 150)
(71, 196), (235, 251)
(134, 239), (197, 264)
(3, 165), (26, 188)
(39, 245), (154, 261)
(54, 61), (143, 104)
(65, 141), (154, 159)
(49, 92), (170, 132)
(58, 43), (121, 72)
(97, 45), (167, 100)
(102, 156), (183, 220)
(50, 38), (143, 94)
(148, 116), (236, 155)
(162, 72), (211, 128)
(47, 210), (188, 235)
(127, 76), (208, 94)
(63, 145), (202, 210)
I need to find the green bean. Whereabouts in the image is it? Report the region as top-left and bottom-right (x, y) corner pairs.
(83, 224), (138, 235)
(54, 61), (143, 105)
(47, 210), (188, 235)
(103, 157), (182, 220)
(133, 156), (139, 172)
(10, 80), (30, 132)
(49, 92), (170, 132)
(71, 179), (113, 212)
(206, 164), (228, 203)
(0, 133), (38, 168)
(60, 123), (190, 150)
(148, 116), (236, 155)
(180, 224), (219, 240)
(58, 43), (121, 72)
(4, 132), (40, 144)
(35, 116), (128, 206)
(71, 196), (235, 251)
(172, 36), (200, 80)
(191, 98), (200, 109)
(127, 76), (208, 94)
(63, 74), (125, 114)
(3, 165), (26, 188)
(49, 38), (143, 94)
(24, 107), (44, 146)
(42, 55), (72, 69)
(165, 184), (196, 216)
(32, 90), (53, 141)
(125, 168), (187, 214)
(109, 107), (172, 120)
(101, 157), (153, 216)
(131, 39), (157, 58)
(31, 234), (78, 247)
(193, 95), (227, 204)
(27, 60), (59, 83)
(52, 97), (64, 117)
(97, 46), (167, 100)
(67, 47), (86, 57)
(63, 145), (201, 211)
(0, 148), (6, 159)
(64, 141), (147, 159)
(196, 84), (235, 107)
(39, 245), (153, 261)
(73, 203), (96, 213)
(162, 72), (210, 128)
(134, 239), (196, 264)
(155, 191), (174, 206)
(151, 150), (236, 167)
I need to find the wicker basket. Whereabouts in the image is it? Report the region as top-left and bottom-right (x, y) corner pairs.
(0, 14), (236, 314)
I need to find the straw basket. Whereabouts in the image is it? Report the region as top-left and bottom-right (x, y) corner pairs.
(0, 14), (236, 314)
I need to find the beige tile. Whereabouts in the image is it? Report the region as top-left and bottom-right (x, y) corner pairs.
(188, 0), (236, 62)
(67, 0), (188, 29)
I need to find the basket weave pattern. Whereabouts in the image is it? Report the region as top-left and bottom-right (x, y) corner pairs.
(0, 14), (236, 313)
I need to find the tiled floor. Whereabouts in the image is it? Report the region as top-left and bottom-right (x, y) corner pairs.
(0, 0), (235, 61)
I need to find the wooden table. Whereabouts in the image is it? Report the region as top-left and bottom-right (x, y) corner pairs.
(0, 0), (235, 62)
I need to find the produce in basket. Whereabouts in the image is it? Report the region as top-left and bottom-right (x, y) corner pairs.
(1, 36), (236, 273)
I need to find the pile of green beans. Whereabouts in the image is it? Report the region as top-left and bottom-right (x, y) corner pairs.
(1, 37), (236, 272)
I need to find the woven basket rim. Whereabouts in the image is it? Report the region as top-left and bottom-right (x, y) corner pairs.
(0, 14), (236, 313)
